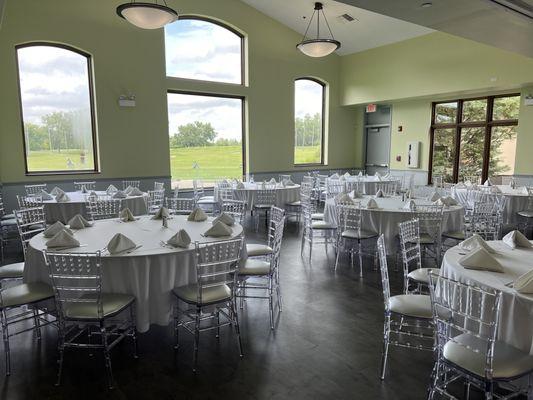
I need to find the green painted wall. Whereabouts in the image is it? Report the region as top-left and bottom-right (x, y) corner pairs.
(0, 0), (358, 184)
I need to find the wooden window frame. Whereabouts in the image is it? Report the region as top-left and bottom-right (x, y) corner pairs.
(428, 94), (519, 184)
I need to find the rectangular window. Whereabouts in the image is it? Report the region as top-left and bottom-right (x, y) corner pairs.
(294, 78), (325, 165)
(167, 91), (244, 189)
(429, 94), (519, 184)
(16, 44), (98, 174)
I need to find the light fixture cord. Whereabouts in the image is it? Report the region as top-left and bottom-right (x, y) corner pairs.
(321, 9), (335, 39)
(301, 9), (317, 41)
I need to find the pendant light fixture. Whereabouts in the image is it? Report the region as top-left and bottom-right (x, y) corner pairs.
(116, 1), (179, 30)
(297, 2), (341, 57)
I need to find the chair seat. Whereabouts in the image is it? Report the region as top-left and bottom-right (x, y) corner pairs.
(246, 243), (273, 257)
(518, 210), (533, 218)
(442, 231), (465, 240)
(197, 196), (217, 204)
(0, 282), (54, 308)
(388, 294), (432, 319)
(286, 200), (301, 207)
(407, 268), (440, 285)
(253, 204), (273, 209)
(341, 229), (378, 240)
(173, 284), (231, 306)
(0, 262), (24, 279)
(311, 221), (336, 230)
(238, 259), (270, 276)
(64, 293), (135, 320)
(1, 213), (15, 220)
(311, 213), (324, 220)
(0, 218), (17, 227)
(419, 233), (435, 244)
(29, 223), (45, 231)
(443, 333), (533, 379)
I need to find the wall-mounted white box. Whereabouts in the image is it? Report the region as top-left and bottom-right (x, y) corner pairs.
(407, 141), (419, 168)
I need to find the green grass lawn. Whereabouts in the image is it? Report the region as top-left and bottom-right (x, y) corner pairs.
(294, 145), (321, 164)
(27, 149), (95, 172)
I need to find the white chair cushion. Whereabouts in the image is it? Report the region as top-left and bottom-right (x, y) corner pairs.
(238, 259), (270, 276)
(253, 204), (272, 209)
(173, 284), (231, 305)
(64, 293), (135, 320)
(388, 294), (432, 319)
(197, 197), (217, 204)
(0, 262), (24, 279)
(443, 333), (533, 379)
(1, 213), (15, 220)
(0, 218), (17, 227)
(407, 268), (440, 285)
(442, 231), (465, 240)
(341, 229), (378, 240)
(312, 221), (336, 230)
(311, 213), (324, 220)
(518, 210), (533, 218)
(286, 201), (301, 207)
(246, 243), (273, 257)
(0, 282), (54, 308)
(419, 233), (435, 244)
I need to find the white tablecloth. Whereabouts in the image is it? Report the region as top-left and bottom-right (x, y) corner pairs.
(344, 177), (399, 195)
(441, 241), (533, 355)
(42, 191), (148, 224)
(324, 195), (464, 254)
(452, 185), (529, 225)
(24, 215), (244, 332)
(214, 183), (300, 209)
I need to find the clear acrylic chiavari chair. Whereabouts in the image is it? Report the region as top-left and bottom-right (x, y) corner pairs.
(0, 194), (18, 262)
(85, 197), (122, 221)
(146, 189), (165, 214)
(154, 181), (165, 191)
(172, 238), (244, 372)
(427, 272), (533, 399)
(300, 196), (336, 260)
(416, 204), (444, 266)
(469, 201), (501, 241)
(252, 189), (277, 231)
(220, 199), (247, 224)
(376, 182), (398, 196)
(17, 194), (43, 209)
(517, 187), (533, 235)
(122, 180), (140, 190)
(24, 184), (47, 196)
(44, 251), (137, 388)
(73, 181), (96, 191)
(166, 197), (196, 215)
(246, 206), (284, 259)
(326, 178), (345, 200)
(193, 179), (217, 212)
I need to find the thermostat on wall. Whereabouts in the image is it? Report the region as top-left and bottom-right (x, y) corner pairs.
(524, 95), (533, 106)
(407, 141), (420, 169)
(118, 95), (136, 107)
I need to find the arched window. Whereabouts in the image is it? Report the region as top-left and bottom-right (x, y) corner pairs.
(16, 43), (98, 174)
(294, 78), (325, 165)
(165, 17), (244, 84)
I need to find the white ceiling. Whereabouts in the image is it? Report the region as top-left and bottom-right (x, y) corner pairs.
(240, 0), (433, 55)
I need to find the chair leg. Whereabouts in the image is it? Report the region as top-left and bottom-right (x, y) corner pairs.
(276, 279), (283, 312)
(55, 322), (65, 386)
(268, 277), (274, 330)
(173, 302), (180, 350)
(231, 299), (244, 357)
(358, 240), (363, 278)
(192, 306), (201, 373)
(240, 281), (246, 310)
(380, 313), (391, 380)
(334, 238), (341, 270)
(1, 309), (10, 376)
(130, 304), (138, 358)
(32, 308), (41, 341)
(100, 320), (115, 389)
(484, 381), (494, 400)
(215, 309), (220, 339)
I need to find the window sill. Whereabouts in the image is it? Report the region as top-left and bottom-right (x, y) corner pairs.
(294, 163), (326, 168)
(25, 170), (101, 177)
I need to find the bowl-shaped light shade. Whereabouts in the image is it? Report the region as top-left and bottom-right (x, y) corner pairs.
(296, 39), (340, 57)
(117, 3), (178, 29)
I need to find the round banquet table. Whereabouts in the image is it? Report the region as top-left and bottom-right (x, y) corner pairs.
(24, 215), (245, 333)
(42, 191), (148, 224)
(323, 195), (464, 254)
(344, 176), (399, 195)
(214, 183), (300, 209)
(441, 241), (533, 355)
(452, 185), (529, 225)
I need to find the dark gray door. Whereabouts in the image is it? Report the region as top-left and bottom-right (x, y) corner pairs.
(365, 105), (391, 176)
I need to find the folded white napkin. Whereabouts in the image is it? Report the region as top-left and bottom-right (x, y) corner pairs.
(151, 207), (170, 220)
(336, 193), (354, 204)
(366, 199), (378, 209)
(124, 186), (134, 195)
(44, 221), (72, 238)
(119, 208), (136, 222)
(403, 200), (416, 211)
(50, 187), (62, 196)
(349, 190), (362, 199)
(464, 180), (473, 187)
(236, 182), (245, 189)
(167, 229), (191, 248)
(428, 191), (441, 202)
(514, 270), (533, 293)
(520, 186), (529, 195)
(106, 184), (118, 194)
(128, 187), (144, 196)
(491, 186), (502, 193)
(213, 213), (235, 226)
(358, 172), (363, 177)
(339, 175), (346, 182)
(459, 234), (496, 253)
(330, 173), (340, 180)
(284, 179), (295, 187)
(55, 192), (70, 202)
(435, 196), (457, 207)
(113, 190), (127, 199)
(40, 190), (53, 201)
(375, 189), (384, 198)
(268, 178), (276, 184)
(106, 233), (137, 254)
(483, 179), (492, 187)
(344, 172), (351, 178)
(68, 214), (92, 229)
(46, 229), (80, 249)
(459, 247), (503, 272)
(455, 182), (466, 189)
(375, 172), (381, 178)
(87, 191), (98, 201)
(502, 230), (532, 249)
(187, 207), (207, 222)
(204, 221), (232, 237)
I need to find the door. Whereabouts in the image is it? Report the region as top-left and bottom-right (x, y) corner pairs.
(365, 105), (391, 176)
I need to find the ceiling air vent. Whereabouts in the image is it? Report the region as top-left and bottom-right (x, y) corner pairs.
(336, 13), (358, 24)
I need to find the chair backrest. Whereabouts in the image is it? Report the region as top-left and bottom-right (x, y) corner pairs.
(122, 180), (140, 190)
(0, 193), (5, 218)
(377, 234), (391, 312)
(268, 213), (286, 273)
(218, 187), (234, 202)
(416, 204), (444, 240)
(154, 182), (165, 191)
(166, 197), (196, 215)
(25, 184), (47, 196)
(326, 179), (345, 199)
(526, 187), (533, 211)
(398, 218), (423, 293)
(44, 251), (105, 319)
(193, 180), (205, 200)
(432, 175), (443, 188)
(336, 203), (362, 236)
(220, 200), (247, 223)
(345, 180), (361, 194)
(469, 201), (500, 240)
(278, 174), (291, 183)
(255, 189), (276, 206)
(74, 181), (96, 191)
(17, 195), (43, 209)
(377, 182), (398, 196)
(193, 238), (244, 305)
(146, 189), (165, 214)
(412, 185), (435, 199)
(463, 175), (481, 185)
(86, 197), (122, 220)
(428, 272), (501, 381)
(15, 206), (46, 256)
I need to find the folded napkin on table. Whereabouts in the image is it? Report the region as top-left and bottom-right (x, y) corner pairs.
(50, 187), (62, 196)
(151, 206), (170, 220)
(513, 270), (533, 293)
(46, 229), (80, 249)
(366, 199), (379, 209)
(119, 208), (136, 222)
(455, 182), (466, 189)
(349, 190), (362, 199)
(375, 172), (381, 178)
(330, 173), (340, 180)
(40, 190), (53, 201)
(282, 179), (295, 187)
(520, 186), (529, 195)
(106, 233), (137, 254)
(502, 230), (533, 249)
(336, 193), (354, 204)
(344, 172), (351, 178)
(236, 182), (245, 189)
(128, 187), (144, 196)
(375, 189), (384, 198)
(459, 247), (503, 272)
(44, 221), (72, 238)
(204, 221), (232, 237)
(113, 190), (127, 199)
(358, 171), (363, 177)
(339, 175), (346, 182)
(213, 213), (235, 226)
(124, 186), (134, 195)
(68, 214), (93, 229)
(55, 192), (70, 202)
(491, 186), (502, 193)
(483, 179), (492, 187)
(187, 207), (207, 222)
(403, 200), (416, 211)
(428, 191), (441, 202)
(106, 184), (118, 194)
(87, 191), (98, 200)
(268, 178), (276, 184)
(435, 196), (457, 207)
(459, 234), (496, 253)
(464, 180), (473, 187)
(167, 229), (191, 248)
(383, 173), (391, 179)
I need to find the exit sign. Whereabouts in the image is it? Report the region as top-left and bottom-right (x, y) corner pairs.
(366, 103), (377, 113)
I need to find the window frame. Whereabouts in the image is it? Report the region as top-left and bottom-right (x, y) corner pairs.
(294, 77), (326, 166)
(166, 89), (246, 185)
(165, 16), (246, 86)
(15, 42), (100, 176)
(428, 93), (519, 184)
